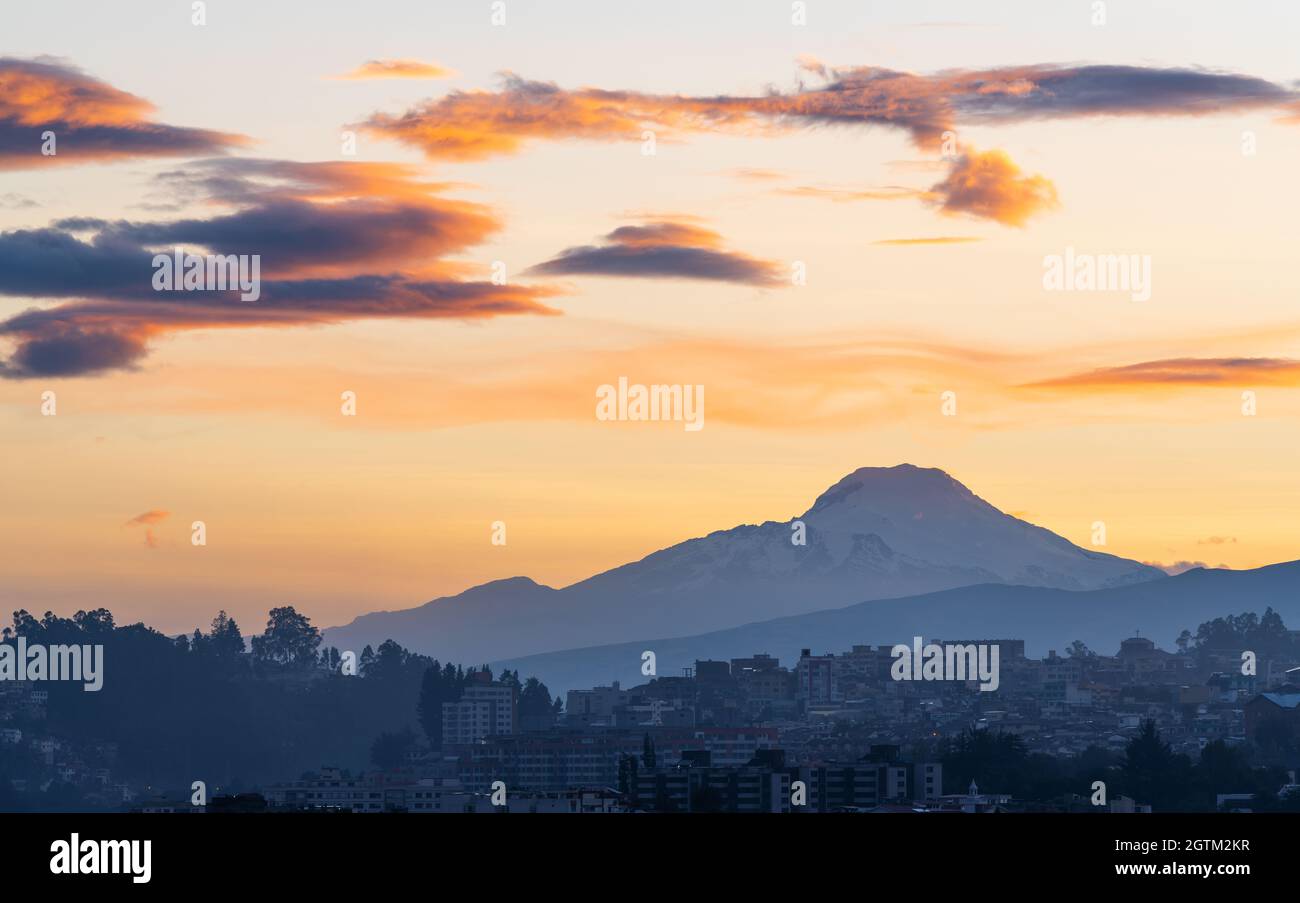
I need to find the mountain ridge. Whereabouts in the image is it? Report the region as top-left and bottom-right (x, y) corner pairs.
(322, 464), (1164, 663)
(492, 560), (1300, 695)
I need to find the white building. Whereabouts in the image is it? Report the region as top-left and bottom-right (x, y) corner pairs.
(443, 680), (517, 746)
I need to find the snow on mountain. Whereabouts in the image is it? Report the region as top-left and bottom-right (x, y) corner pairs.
(322, 465), (1163, 663)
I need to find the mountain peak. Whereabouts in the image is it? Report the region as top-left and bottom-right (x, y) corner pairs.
(805, 464), (977, 517)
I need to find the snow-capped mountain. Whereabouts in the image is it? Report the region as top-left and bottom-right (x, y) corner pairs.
(323, 465), (1164, 662)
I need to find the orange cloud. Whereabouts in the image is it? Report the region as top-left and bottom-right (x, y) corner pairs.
(0, 57), (245, 170)
(362, 63), (1296, 226)
(125, 509), (169, 548)
(1023, 357), (1300, 391)
(728, 168), (787, 182)
(126, 509), (170, 526)
(362, 63), (1300, 162)
(926, 148), (1058, 226)
(334, 59), (455, 80)
(360, 74), (730, 162)
(69, 332), (1020, 434)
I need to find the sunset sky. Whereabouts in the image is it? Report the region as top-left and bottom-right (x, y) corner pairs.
(3, 1), (1299, 635)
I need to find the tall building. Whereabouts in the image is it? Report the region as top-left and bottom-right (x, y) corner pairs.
(796, 649), (840, 707)
(443, 675), (518, 746)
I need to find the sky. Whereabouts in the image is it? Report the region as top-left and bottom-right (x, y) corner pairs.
(2, 1), (1299, 635)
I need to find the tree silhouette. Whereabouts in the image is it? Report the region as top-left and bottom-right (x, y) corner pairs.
(519, 677), (555, 724)
(371, 727), (417, 770)
(942, 729), (1028, 794)
(1121, 719), (1193, 810)
(250, 606), (321, 669)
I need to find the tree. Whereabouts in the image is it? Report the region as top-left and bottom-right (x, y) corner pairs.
(416, 661), (467, 748)
(73, 608), (115, 639)
(519, 677), (554, 724)
(368, 639), (409, 680)
(1076, 745), (1116, 778)
(370, 727), (417, 770)
(643, 733), (657, 769)
(1191, 608), (1298, 665)
(207, 611), (245, 658)
(942, 729), (1028, 795)
(320, 647), (341, 672)
(1196, 740), (1252, 808)
(1121, 720), (1194, 810)
(250, 606), (321, 669)
(417, 663), (446, 745)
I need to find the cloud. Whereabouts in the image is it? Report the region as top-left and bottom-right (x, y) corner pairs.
(950, 64), (1295, 123)
(59, 330), (1021, 431)
(775, 157), (1056, 228)
(0, 192), (37, 209)
(363, 63), (1300, 160)
(126, 509), (170, 526)
(125, 509), (169, 549)
(0, 159), (562, 378)
(361, 63), (1297, 225)
(333, 59), (455, 80)
(777, 184), (923, 203)
(1198, 536), (1237, 545)
(3, 325), (148, 377)
(926, 148), (1058, 226)
(0, 57), (245, 170)
(526, 220), (783, 285)
(1024, 357), (1300, 391)
(728, 167), (787, 182)
(1144, 560), (1209, 576)
(873, 237), (983, 246)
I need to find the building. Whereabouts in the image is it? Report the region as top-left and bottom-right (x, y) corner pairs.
(630, 746), (942, 813)
(565, 682), (631, 727)
(631, 754), (791, 813)
(443, 674), (518, 746)
(266, 769), (622, 813)
(264, 767), (400, 812)
(1244, 692), (1300, 740)
(457, 727), (779, 792)
(796, 649), (840, 707)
